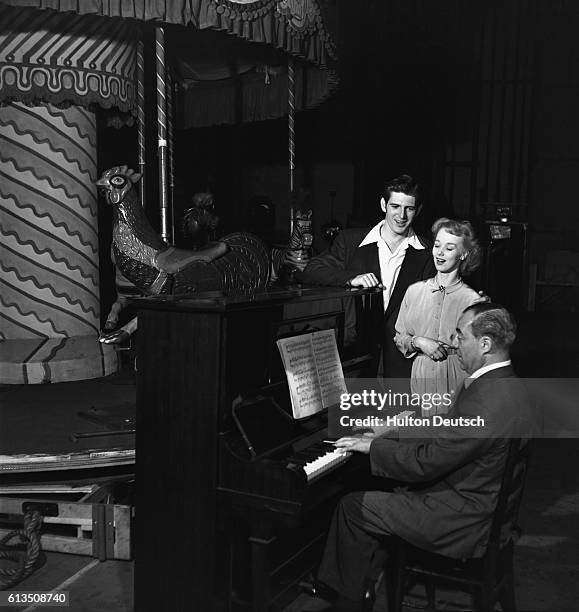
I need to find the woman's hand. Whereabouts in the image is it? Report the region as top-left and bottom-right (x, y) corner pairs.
(413, 336), (448, 361)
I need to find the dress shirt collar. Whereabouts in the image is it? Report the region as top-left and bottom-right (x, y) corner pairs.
(464, 360), (512, 388)
(427, 276), (464, 295)
(358, 221), (425, 250)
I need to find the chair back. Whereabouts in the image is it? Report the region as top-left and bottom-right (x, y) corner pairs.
(488, 437), (532, 549)
(386, 437), (532, 612)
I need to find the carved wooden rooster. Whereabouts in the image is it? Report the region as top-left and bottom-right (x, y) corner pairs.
(97, 166), (270, 296)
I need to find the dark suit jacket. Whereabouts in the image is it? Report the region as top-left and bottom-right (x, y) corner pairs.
(303, 227), (435, 377)
(368, 365), (530, 558)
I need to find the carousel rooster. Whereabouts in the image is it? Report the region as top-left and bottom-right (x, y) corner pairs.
(96, 166), (269, 341)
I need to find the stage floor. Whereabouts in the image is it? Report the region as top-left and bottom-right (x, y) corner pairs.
(0, 367), (135, 477)
(1, 439), (576, 612)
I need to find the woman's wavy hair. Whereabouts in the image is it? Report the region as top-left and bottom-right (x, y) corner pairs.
(431, 217), (481, 276)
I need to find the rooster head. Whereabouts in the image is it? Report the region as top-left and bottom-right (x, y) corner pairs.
(96, 166), (142, 205)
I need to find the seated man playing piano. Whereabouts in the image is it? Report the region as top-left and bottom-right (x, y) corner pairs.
(302, 303), (531, 612)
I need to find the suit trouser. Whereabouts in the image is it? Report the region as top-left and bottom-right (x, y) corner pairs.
(317, 490), (419, 601)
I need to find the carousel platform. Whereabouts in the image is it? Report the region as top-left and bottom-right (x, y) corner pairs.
(0, 336), (119, 385)
(0, 365), (135, 478)
(0, 365), (135, 569)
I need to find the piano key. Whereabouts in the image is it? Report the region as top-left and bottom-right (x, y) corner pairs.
(302, 447), (352, 482)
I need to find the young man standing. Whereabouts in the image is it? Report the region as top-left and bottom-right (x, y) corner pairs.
(303, 174), (435, 378)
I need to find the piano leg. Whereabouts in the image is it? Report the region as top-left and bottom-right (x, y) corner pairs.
(248, 531), (277, 612)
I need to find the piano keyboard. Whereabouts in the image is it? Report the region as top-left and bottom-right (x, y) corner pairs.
(288, 442), (352, 482)
(303, 447), (352, 482)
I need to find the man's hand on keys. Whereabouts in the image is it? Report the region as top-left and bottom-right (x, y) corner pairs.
(350, 410), (415, 439)
(333, 436), (373, 454)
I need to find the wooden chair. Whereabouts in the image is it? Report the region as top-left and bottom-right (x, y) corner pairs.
(385, 438), (531, 612)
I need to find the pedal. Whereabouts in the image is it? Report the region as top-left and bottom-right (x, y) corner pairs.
(298, 576), (336, 601)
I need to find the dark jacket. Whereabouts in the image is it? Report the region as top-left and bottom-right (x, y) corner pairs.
(303, 227), (435, 377)
(369, 365), (530, 558)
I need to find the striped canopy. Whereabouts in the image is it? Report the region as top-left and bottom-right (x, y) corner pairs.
(0, 0), (338, 126)
(0, 0), (336, 67)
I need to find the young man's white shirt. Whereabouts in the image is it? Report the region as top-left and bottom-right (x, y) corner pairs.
(358, 221), (425, 312)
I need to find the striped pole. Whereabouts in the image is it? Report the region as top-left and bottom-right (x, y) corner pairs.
(288, 59), (296, 235)
(167, 69), (175, 245)
(136, 38), (146, 209)
(0, 102), (100, 339)
(155, 27), (170, 243)
(0, 102), (118, 382)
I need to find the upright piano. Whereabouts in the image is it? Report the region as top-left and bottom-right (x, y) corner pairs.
(133, 286), (380, 611)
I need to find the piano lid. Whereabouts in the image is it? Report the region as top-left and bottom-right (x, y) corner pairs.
(131, 285), (381, 313)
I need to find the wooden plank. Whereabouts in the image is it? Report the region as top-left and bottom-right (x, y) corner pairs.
(0, 497), (133, 560)
(105, 504), (115, 560)
(0, 527), (94, 556)
(0, 484), (94, 495)
(113, 505), (132, 560)
(42, 516), (92, 527)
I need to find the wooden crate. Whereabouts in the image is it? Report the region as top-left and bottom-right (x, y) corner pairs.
(0, 485), (132, 560)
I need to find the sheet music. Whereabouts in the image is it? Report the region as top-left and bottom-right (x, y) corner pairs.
(312, 329), (348, 408)
(276, 330), (345, 419)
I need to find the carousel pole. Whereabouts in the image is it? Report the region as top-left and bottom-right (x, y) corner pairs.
(167, 69), (176, 244)
(137, 38), (146, 209)
(288, 58), (296, 235)
(155, 26), (170, 243)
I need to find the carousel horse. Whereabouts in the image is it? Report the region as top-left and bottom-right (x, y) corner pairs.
(287, 208), (313, 269)
(97, 166), (270, 343)
(182, 191), (219, 249)
(275, 209), (314, 283)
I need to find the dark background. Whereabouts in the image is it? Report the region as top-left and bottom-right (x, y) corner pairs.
(97, 0), (579, 315)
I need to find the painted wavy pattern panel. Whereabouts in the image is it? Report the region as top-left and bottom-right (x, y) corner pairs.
(0, 227), (98, 291)
(0, 103), (97, 180)
(1, 245), (99, 317)
(0, 298), (64, 338)
(1, 177), (98, 255)
(0, 102), (100, 339)
(1, 267), (98, 336)
(0, 215), (99, 288)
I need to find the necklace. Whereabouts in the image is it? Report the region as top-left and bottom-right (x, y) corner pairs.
(432, 275), (462, 293)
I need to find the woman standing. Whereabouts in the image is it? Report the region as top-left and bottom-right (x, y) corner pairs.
(394, 218), (483, 410)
